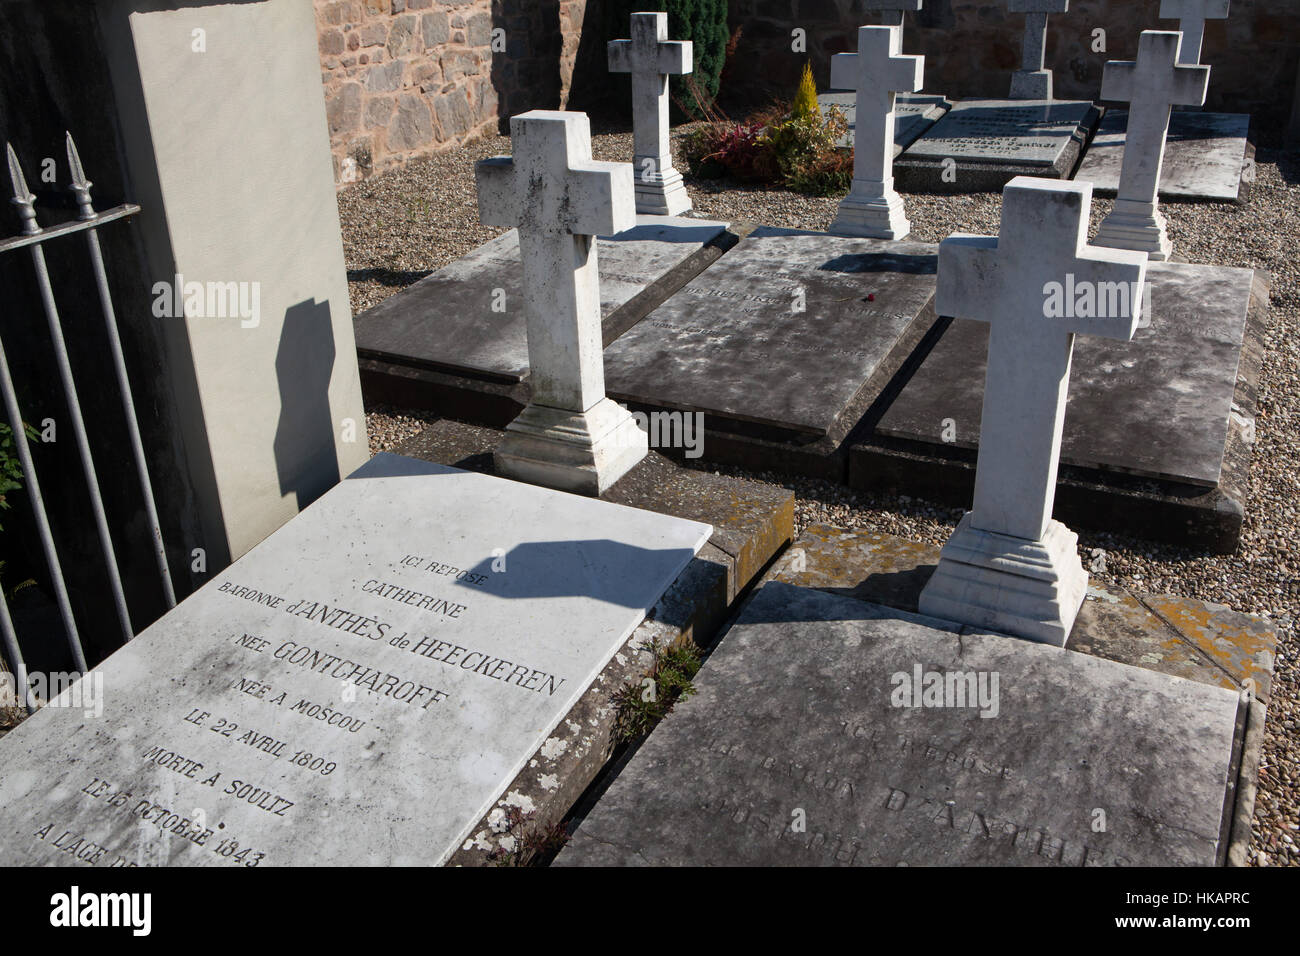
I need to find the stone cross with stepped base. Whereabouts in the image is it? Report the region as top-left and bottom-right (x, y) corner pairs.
(608, 12), (693, 216)
(476, 111), (647, 495)
(1008, 0), (1069, 100)
(1093, 31), (1209, 261)
(919, 177), (1147, 646)
(828, 25), (924, 240)
(869, 1), (922, 26)
(1160, 0), (1230, 65)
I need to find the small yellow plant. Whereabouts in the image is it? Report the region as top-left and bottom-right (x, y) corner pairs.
(791, 62), (821, 122)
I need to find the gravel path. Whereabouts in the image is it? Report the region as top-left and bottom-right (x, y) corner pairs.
(347, 125), (1300, 865)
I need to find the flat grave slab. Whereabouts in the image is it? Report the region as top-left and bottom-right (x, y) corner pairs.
(818, 91), (952, 154)
(558, 581), (1244, 867)
(0, 454), (711, 866)
(850, 263), (1266, 552)
(602, 227), (938, 439)
(1075, 110), (1252, 202)
(875, 261), (1254, 487)
(894, 98), (1101, 192)
(353, 215), (729, 382)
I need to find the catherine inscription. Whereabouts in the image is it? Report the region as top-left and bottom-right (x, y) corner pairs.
(0, 455), (711, 866)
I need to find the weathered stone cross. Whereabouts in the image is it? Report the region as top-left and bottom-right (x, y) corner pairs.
(1093, 31), (1209, 260)
(476, 110), (647, 495)
(919, 177), (1147, 646)
(1008, 0), (1069, 100)
(608, 12), (693, 216)
(829, 24), (924, 239)
(869, 1), (923, 27)
(1159, 0), (1230, 65)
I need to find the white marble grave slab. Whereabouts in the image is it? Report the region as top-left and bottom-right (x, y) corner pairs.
(0, 454), (711, 866)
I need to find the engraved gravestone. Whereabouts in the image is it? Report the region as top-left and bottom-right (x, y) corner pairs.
(558, 582), (1244, 867)
(895, 98), (1099, 190)
(817, 92), (950, 153)
(0, 454), (711, 866)
(1075, 109), (1249, 203)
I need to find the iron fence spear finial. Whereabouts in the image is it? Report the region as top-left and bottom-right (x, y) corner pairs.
(5, 143), (38, 236)
(66, 132), (95, 221)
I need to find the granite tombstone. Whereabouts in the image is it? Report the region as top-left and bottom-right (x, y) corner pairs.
(894, 98), (1100, 191)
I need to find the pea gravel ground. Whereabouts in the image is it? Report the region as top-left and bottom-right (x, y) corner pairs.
(341, 123), (1300, 866)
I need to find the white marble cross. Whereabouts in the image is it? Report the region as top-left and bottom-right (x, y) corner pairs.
(919, 177), (1147, 646)
(828, 25), (923, 239)
(870, 1), (923, 26)
(608, 12), (693, 216)
(1008, 0), (1069, 100)
(1159, 0), (1230, 65)
(476, 110), (647, 494)
(1093, 31), (1210, 260)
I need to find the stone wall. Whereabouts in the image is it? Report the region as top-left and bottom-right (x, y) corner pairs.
(315, 0), (1300, 186)
(726, 0), (1299, 133)
(315, 0), (599, 185)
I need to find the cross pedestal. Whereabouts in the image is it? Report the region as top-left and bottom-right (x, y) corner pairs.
(1093, 31), (1209, 260)
(476, 111), (646, 495)
(1159, 0), (1230, 65)
(828, 25), (924, 239)
(608, 12), (693, 216)
(1008, 0), (1069, 100)
(919, 177), (1147, 646)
